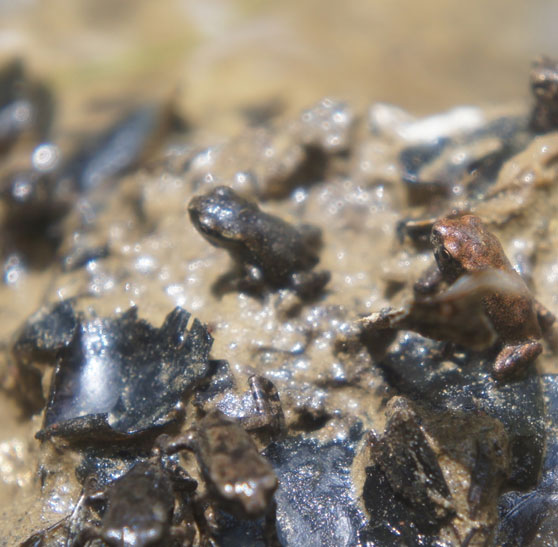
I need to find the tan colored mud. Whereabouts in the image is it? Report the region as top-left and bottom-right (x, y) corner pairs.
(0, 1), (557, 544)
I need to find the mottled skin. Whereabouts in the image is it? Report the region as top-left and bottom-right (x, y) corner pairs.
(188, 186), (330, 297)
(242, 375), (286, 437)
(75, 458), (193, 547)
(166, 409), (278, 520)
(415, 214), (554, 380)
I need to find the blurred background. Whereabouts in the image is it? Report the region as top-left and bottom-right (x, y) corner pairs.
(1, 0), (555, 137)
(0, 3), (557, 542)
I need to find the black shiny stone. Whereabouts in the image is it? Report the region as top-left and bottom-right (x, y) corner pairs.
(13, 299), (78, 365)
(11, 299), (78, 413)
(264, 432), (366, 547)
(373, 332), (545, 491)
(37, 306), (212, 442)
(495, 374), (558, 546)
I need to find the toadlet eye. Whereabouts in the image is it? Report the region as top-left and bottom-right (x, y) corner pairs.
(436, 247), (452, 264)
(440, 247), (451, 261)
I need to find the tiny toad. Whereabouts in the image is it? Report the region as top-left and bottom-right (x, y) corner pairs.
(165, 409), (278, 520)
(75, 454), (196, 547)
(415, 214), (554, 380)
(188, 186), (330, 298)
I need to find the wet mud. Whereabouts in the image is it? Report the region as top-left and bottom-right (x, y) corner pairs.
(0, 38), (557, 547)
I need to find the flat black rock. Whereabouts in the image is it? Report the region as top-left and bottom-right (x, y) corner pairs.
(13, 299), (78, 365)
(264, 433), (366, 547)
(495, 374), (558, 546)
(37, 306), (213, 442)
(374, 332), (545, 491)
(11, 299), (78, 413)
